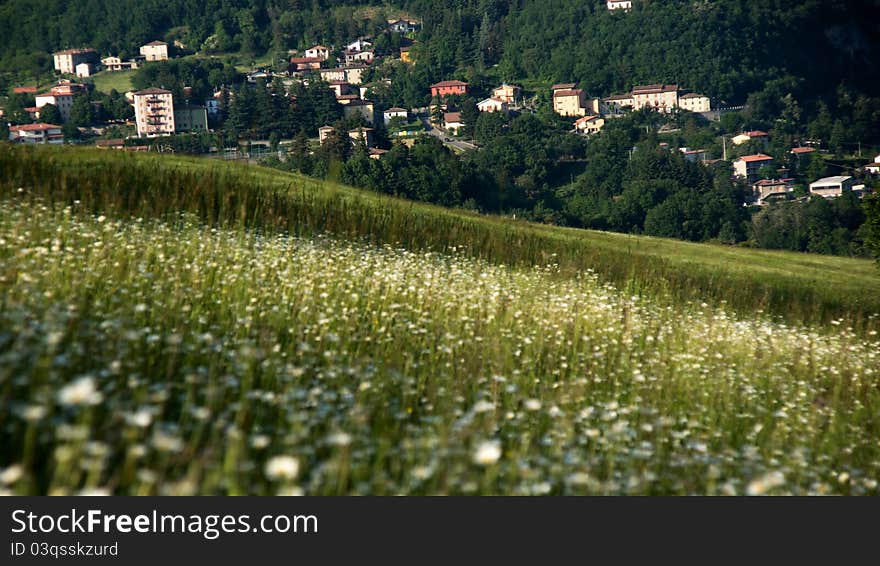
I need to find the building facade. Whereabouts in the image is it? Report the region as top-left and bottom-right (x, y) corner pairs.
(140, 41), (169, 62)
(733, 154), (774, 183)
(678, 93), (711, 112)
(631, 84), (679, 112)
(477, 97), (508, 113)
(553, 89), (587, 117)
(492, 84), (521, 104)
(53, 49), (98, 74)
(35, 93), (74, 122)
(9, 123), (64, 144)
(173, 105), (208, 133)
(133, 88), (175, 137)
(809, 176), (855, 198)
(430, 80), (468, 98)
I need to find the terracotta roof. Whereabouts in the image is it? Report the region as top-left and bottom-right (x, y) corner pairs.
(336, 94), (359, 100)
(96, 139), (125, 147)
(551, 83), (576, 90)
(386, 107), (407, 113)
(740, 130), (769, 137)
(553, 89), (583, 97)
(13, 86), (37, 94)
(133, 87), (171, 95)
(680, 93), (707, 99)
(444, 111), (463, 123)
(753, 179), (791, 187)
(633, 84), (678, 94)
(369, 148), (388, 155)
(604, 93), (633, 101)
(736, 154), (774, 163)
(309, 45), (329, 50)
(478, 97), (506, 105)
(143, 41), (167, 46)
(329, 80), (349, 85)
(24, 106), (39, 112)
(790, 147), (816, 154)
(574, 115), (600, 124)
(10, 123), (62, 131)
(431, 80), (468, 88)
(290, 57), (322, 64)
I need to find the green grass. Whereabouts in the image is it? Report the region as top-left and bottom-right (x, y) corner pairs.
(2, 146), (879, 332)
(89, 69), (136, 94)
(1, 145), (879, 496)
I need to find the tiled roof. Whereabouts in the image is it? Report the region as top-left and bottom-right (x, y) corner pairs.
(10, 123), (62, 131)
(736, 154), (774, 163)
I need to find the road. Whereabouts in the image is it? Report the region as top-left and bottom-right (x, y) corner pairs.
(418, 116), (479, 152)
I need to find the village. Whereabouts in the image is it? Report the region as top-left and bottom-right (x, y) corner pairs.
(2, 6), (877, 209)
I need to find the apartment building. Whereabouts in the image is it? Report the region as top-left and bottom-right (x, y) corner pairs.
(133, 88), (175, 137)
(53, 49), (98, 74)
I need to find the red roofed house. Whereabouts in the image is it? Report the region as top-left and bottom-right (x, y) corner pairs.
(305, 45), (331, 61)
(13, 86), (38, 95)
(8, 123), (64, 144)
(553, 88), (587, 117)
(733, 154), (774, 183)
(430, 80), (467, 98)
(574, 115), (605, 134)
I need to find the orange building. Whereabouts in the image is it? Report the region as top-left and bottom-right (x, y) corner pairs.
(430, 80), (468, 98)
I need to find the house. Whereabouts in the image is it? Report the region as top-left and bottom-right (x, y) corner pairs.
(8, 123), (64, 144)
(732, 130), (769, 146)
(574, 115), (605, 134)
(348, 127), (374, 148)
(96, 139), (126, 149)
(305, 45), (331, 61)
(790, 146), (816, 157)
(346, 39), (372, 53)
(443, 111), (464, 134)
(553, 88), (587, 117)
(318, 126), (335, 144)
(319, 68), (348, 83)
(492, 84), (521, 105)
(864, 162), (880, 175)
(477, 97), (508, 113)
(101, 56), (139, 72)
(631, 84), (678, 112)
(680, 148), (707, 163)
(290, 57), (323, 72)
(430, 80), (468, 98)
(344, 50), (374, 65)
(607, 1), (633, 10)
(388, 19), (420, 34)
(34, 93), (75, 122)
(678, 93), (711, 113)
(140, 41), (169, 62)
(173, 104), (208, 133)
(752, 178), (795, 206)
(132, 87), (175, 137)
(343, 99), (375, 125)
(384, 107), (408, 125)
(602, 93), (635, 112)
(733, 154), (774, 183)
(53, 48), (98, 75)
(328, 81), (351, 97)
(369, 148), (388, 160)
(343, 65), (367, 85)
(246, 70), (271, 84)
(23, 106), (40, 119)
(551, 83), (576, 92)
(13, 86), (37, 95)
(75, 63), (95, 78)
(809, 176), (854, 198)
(400, 46), (413, 63)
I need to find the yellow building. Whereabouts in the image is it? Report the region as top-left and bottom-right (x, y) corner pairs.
(140, 41), (169, 62)
(553, 88), (587, 117)
(678, 93), (710, 112)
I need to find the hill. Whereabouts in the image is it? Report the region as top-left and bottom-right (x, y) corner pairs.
(3, 146), (880, 330)
(1, 147), (879, 495)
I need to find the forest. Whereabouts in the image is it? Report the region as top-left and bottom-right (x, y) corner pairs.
(2, 1), (879, 256)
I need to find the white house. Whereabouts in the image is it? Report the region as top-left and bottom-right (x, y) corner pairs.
(383, 107), (408, 125)
(477, 97), (508, 113)
(140, 41), (169, 62)
(443, 111), (464, 134)
(305, 45), (331, 61)
(8, 123), (64, 144)
(607, 1), (633, 11)
(346, 39), (372, 53)
(809, 176), (854, 198)
(678, 93), (711, 113)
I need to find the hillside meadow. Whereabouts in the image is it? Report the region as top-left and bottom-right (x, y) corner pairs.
(0, 146), (879, 495)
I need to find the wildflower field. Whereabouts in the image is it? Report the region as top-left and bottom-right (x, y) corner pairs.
(1, 147), (879, 495)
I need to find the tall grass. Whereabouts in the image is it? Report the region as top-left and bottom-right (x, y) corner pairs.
(2, 145), (879, 333)
(1, 200), (878, 495)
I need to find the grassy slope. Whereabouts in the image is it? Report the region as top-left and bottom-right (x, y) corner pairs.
(2, 145), (879, 332)
(89, 69), (136, 94)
